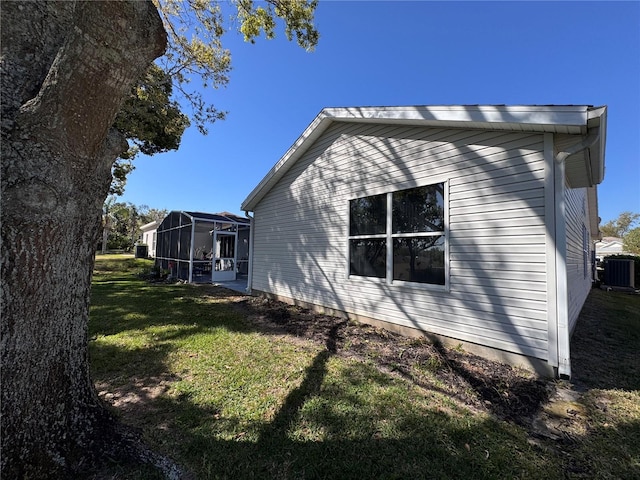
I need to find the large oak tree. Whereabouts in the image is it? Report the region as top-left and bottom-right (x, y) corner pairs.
(1, 0), (318, 477)
(1, 2), (167, 477)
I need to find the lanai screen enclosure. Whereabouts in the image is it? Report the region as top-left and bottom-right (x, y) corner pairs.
(155, 211), (250, 283)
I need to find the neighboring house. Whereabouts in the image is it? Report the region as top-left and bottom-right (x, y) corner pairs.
(241, 105), (607, 379)
(595, 236), (625, 260)
(155, 211), (250, 283)
(140, 220), (160, 258)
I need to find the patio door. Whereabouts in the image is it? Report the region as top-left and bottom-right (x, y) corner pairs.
(212, 231), (237, 282)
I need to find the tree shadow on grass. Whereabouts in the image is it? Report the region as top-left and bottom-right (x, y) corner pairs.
(90, 278), (252, 340)
(257, 321), (346, 444)
(89, 281), (639, 479)
(111, 328), (557, 480)
(235, 296), (552, 427)
(89, 285), (553, 478)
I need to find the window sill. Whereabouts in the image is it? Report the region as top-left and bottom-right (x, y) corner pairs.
(347, 274), (449, 293)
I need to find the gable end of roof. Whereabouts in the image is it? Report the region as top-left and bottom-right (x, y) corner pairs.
(241, 105), (607, 211)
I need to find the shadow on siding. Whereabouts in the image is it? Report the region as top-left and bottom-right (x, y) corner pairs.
(254, 107), (558, 372)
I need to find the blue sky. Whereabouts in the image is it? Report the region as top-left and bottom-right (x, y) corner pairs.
(120, 1), (640, 224)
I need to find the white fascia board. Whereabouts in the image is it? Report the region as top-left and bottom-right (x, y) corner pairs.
(587, 106), (607, 185)
(241, 111), (333, 211)
(140, 220), (160, 231)
(323, 105), (590, 129)
(241, 105), (598, 211)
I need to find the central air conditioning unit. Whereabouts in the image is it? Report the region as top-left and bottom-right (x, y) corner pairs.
(604, 258), (635, 288)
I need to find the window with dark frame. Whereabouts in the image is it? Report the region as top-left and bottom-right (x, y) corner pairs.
(348, 193), (387, 278)
(349, 183), (446, 286)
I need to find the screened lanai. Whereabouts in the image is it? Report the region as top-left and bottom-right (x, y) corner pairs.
(155, 211), (251, 283)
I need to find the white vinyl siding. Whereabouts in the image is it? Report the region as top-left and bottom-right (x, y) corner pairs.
(564, 185), (592, 333)
(142, 230), (157, 257)
(251, 123), (549, 359)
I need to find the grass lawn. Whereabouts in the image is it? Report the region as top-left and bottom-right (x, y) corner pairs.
(89, 255), (640, 479)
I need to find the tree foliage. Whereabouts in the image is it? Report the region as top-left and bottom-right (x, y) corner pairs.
(600, 211), (640, 238)
(237, 0), (319, 48)
(623, 227), (640, 255)
(103, 202), (139, 251)
(111, 64), (190, 194)
(100, 200), (168, 252)
(110, 159), (135, 196)
(109, 0), (320, 194)
(115, 64), (190, 156)
(139, 205), (170, 224)
(154, 0), (319, 134)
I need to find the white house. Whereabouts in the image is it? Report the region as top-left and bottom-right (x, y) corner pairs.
(140, 220), (160, 258)
(595, 236), (625, 260)
(241, 105), (607, 378)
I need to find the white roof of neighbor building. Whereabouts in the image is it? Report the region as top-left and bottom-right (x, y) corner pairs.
(140, 220), (160, 232)
(595, 237), (625, 254)
(241, 105), (607, 212)
(598, 236), (624, 243)
(182, 211), (251, 225)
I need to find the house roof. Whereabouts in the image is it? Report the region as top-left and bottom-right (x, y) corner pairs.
(140, 220), (160, 232)
(596, 237), (624, 246)
(182, 211), (251, 225)
(241, 105), (607, 212)
(595, 237), (625, 256)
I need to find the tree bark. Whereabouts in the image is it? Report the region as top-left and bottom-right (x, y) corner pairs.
(1, 2), (167, 477)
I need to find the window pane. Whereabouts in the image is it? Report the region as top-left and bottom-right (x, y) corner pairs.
(349, 239), (386, 278)
(392, 184), (444, 234)
(350, 194), (387, 236)
(393, 236), (445, 285)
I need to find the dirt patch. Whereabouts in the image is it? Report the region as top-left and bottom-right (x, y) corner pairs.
(232, 295), (553, 428)
(96, 375), (175, 412)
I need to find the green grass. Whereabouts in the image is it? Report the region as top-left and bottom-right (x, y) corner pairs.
(89, 255), (640, 479)
(565, 289), (640, 479)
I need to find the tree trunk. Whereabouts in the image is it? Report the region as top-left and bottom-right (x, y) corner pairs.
(102, 222), (110, 254)
(1, 2), (166, 477)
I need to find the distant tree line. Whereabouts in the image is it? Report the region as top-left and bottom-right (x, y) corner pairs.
(100, 197), (167, 253)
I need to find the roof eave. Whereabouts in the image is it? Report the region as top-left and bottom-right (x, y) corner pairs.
(588, 106), (607, 185)
(241, 111), (334, 211)
(241, 105), (606, 211)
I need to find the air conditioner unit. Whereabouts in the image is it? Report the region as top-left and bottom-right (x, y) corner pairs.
(604, 259), (635, 288)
